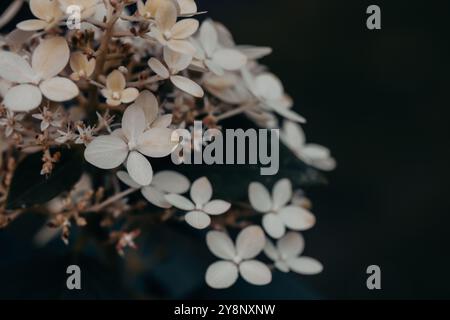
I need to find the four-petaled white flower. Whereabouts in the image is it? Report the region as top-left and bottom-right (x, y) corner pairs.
(147, 0), (198, 55)
(242, 69), (306, 123)
(281, 120), (336, 171)
(101, 70), (139, 106)
(248, 179), (316, 239)
(205, 226), (272, 289)
(264, 232), (323, 275)
(165, 177), (231, 229)
(192, 19), (247, 76)
(0, 37), (79, 112)
(70, 52), (96, 81)
(17, 0), (63, 31)
(84, 90), (177, 186)
(149, 47), (204, 98)
(117, 170), (190, 209)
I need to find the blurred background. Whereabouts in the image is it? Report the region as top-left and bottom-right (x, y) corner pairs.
(1, 0), (450, 299)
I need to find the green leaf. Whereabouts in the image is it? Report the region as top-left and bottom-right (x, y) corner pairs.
(6, 148), (84, 210)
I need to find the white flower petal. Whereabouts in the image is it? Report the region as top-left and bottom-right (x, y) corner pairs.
(106, 70), (126, 91)
(237, 45), (272, 60)
(203, 200), (231, 215)
(151, 114), (172, 128)
(281, 120), (306, 150)
(167, 40), (197, 56)
(116, 171), (142, 188)
(272, 178), (292, 210)
(286, 257), (323, 275)
(205, 261), (238, 289)
(32, 37), (70, 80)
(263, 238), (280, 261)
(30, 0), (60, 21)
(152, 170), (190, 194)
(212, 49), (247, 71)
(137, 127), (178, 158)
(122, 104), (147, 144)
(185, 210), (211, 229)
(236, 225), (265, 260)
(171, 19), (199, 39)
(155, 0), (177, 32)
(148, 58), (170, 79)
(165, 194), (195, 210)
(134, 90), (159, 125)
(163, 46), (192, 73)
(279, 206), (316, 231)
(17, 19), (48, 31)
(275, 261), (290, 273)
(255, 73), (283, 100)
(121, 87), (139, 103)
(4, 84), (42, 112)
(262, 213), (286, 239)
(0, 51), (38, 83)
(248, 182), (272, 212)
(277, 232), (305, 258)
(170, 75), (204, 98)
(126, 151), (153, 186)
(84, 135), (128, 169)
(270, 103), (306, 123)
(141, 186), (172, 208)
(190, 177), (212, 207)
(239, 260), (272, 286)
(206, 231), (236, 260)
(39, 77), (79, 102)
(199, 19), (218, 57)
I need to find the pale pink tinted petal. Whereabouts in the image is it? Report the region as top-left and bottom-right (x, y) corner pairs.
(167, 40), (197, 56)
(121, 87), (139, 103)
(212, 49), (247, 71)
(239, 260), (272, 285)
(135, 90), (159, 124)
(205, 261), (238, 289)
(236, 225), (265, 259)
(200, 19), (218, 57)
(137, 127), (178, 158)
(148, 58), (170, 79)
(0, 51), (38, 83)
(203, 200), (231, 215)
(122, 104), (146, 144)
(206, 231), (236, 260)
(126, 151), (153, 186)
(248, 182), (272, 212)
(152, 170), (190, 194)
(17, 19), (48, 31)
(4, 84), (42, 112)
(190, 177), (212, 207)
(106, 70), (126, 91)
(32, 37), (70, 79)
(39, 77), (79, 102)
(279, 206), (316, 231)
(171, 19), (199, 39)
(277, 232), (305, 258)
(262, 213), (286, 239)
(84, 135), (128, 169)
(170, 75), (204, 98)
(116, 171), (142, 188)
(286, 257), (323, 275)
(141, 186), (171, 208)
(165, 194), (195, 210)
(272, 178), (292, 210)
(184, 210), (211, 229)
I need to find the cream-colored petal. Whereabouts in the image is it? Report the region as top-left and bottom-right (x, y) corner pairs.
(170, 75), (204, 98)
(121, 87), (139, 103)
(32, 37), (70, 80)
(177, 0), (197, 15)
(212, 49), (247, 71)
(30, 0), (60, 21)
(0, 51), (38, 84)
(185, 210), (211, 229)
(205, 261), (238, 289)
(199, 19), (218, 57)
(152, 170), (190, 194)
(262, 213), (286, 239)
(17, 19), (49, 31)
(39, 77), (79, 102)
(277, 232), (305, 258)
(167, 39), (197, 55)
(151, 114), (172, 128)
(272, 178), (292, 211)
(239, 260), (272, 286)
(137, 127), (178, 158)
(279, 206), (316, 231)
(148, 58), (170, 79)
(126, 151), (153, 186)
(286, 257), (323, 275)
(84, 135), (128, 169)
(190, 177), (212, 207)
(248, 182), (272, 212)
(155, 1), (177, 32)
(165, 194), (195, 210)
(4, 84), (42, 112)
(203, 200), (231, 215)
(122, 104), (147, 145)
(117, 170), (142, 188)
(163, 46), (192, 73)
(141, 186), (171, 208)
(106, 70), (126, 91)
(206, 231), (236, 260)
(236, 225), (266, 259)
(171, 19), (199, 40)
(134, 90), (159, 125)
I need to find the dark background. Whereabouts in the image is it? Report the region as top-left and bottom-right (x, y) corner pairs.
(1, 0), (450, 299)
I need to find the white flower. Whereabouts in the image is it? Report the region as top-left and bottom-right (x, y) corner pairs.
(264, 232), (323, 275)
(242, 69), (306, 123)
(0, 110), (25, 137)
(248, 179), (315, 239)
(165, 177), (230, 229)
(281, 120), (336, 171)
(84, 90), (177, 186)
(205, 226), (271, 289)
(17, 0), (63, 31)
(0, 37), (79, 112)
(192, 19), (247, 76)
(70, 52), (95, 81)
(147, 1), (198, 55)
(55, 125), (77, 144)
(32, 107), (63, 131)
(75, 125), (95, 145)
(117, 170), (190, 208)
(101, 70), (139, 106)
(148, 47), (204, 98)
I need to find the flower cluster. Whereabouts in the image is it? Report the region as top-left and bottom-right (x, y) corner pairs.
(0, 0), (335, 289)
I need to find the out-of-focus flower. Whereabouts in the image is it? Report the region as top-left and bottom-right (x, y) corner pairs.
(0, 110), (25, 137)
(117, 170), (190, 208)
(101, 70), (139, 106)
(55, 125), (77, 144)
(243, 69), (306, 123)
(147, 1), (198, 55)
(281, 120), (336, 171)
(17, 0), (63, 31)
(205, 226), (271, 288)
(165, 177), (230, 229)
(264, 232), (323, 275)
(84, 92), (177, 186)
(192, 19), (247, 76)
(248, 179), (315, 239)
(0, 37), (79, 112)
(32, 107), (63, 131)
(70, 52), (96, 81)
(148, 47), (204, 97)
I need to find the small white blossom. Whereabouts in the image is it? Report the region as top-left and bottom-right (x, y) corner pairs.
(17, 0), (63, 31)
(264, 232), (323, 275)
(32, 107), (63, 131)
(75, 125), (95, 145)
(70, 52), (96, 81)
(205, 226), (272, 289)
(0, 110), (25, 137)
(165, 177), (231, 229)
(248, 179), (316, 239)
(101, 70), (139, 106)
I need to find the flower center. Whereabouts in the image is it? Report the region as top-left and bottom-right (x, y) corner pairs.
(128, 140), (137, 150)
(163, 30), (172, 40)
(233, 256), (242, 264)
(112, 91), (121, 100)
